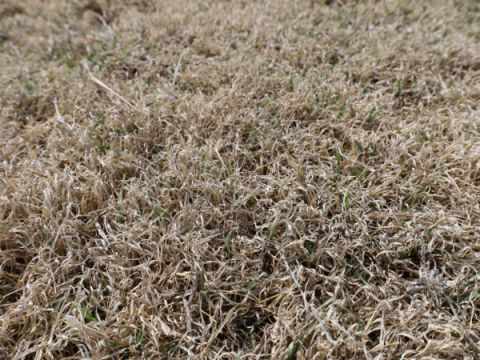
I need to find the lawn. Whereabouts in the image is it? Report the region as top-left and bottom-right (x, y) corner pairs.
(1, 0), (480, 358)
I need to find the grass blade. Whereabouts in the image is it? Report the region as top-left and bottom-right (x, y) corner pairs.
(226, 226), (233, 260)
(354, 140), (364, 152)
(365, 106), (376, 123)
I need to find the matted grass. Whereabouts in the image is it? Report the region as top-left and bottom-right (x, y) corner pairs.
(1, 0), (480, 358)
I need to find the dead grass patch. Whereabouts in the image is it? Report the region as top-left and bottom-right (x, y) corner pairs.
(1, 0), (480, 359)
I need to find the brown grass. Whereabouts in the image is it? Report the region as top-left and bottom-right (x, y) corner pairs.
(1, 0), (480, 358)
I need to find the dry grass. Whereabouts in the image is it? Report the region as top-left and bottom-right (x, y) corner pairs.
(1, 0), (480, 358)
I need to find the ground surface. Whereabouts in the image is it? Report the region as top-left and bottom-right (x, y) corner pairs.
(1, 0), (480, 359)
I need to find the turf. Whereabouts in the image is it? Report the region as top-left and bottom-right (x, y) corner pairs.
(1, 0), (480, 358)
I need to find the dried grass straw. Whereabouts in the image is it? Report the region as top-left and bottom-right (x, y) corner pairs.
(1, 0), (480, 359)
